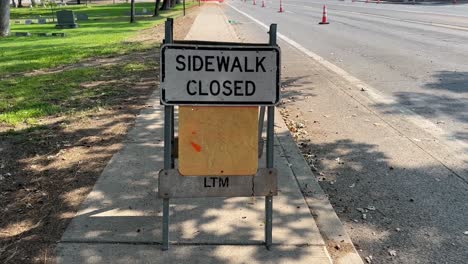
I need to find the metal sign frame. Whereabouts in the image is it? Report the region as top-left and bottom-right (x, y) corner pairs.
(160, 44), (280, 106)
(159, 168), (277, 198)
(159, 18), (278, 251)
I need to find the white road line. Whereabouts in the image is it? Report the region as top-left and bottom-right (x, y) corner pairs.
(226, 2), (468, 177)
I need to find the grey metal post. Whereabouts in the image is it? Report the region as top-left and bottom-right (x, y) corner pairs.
(162, 18), (174, 251)
(265, 106), (274, 250)
(265, 23), (277, 250)
(259, 24), (278, 149)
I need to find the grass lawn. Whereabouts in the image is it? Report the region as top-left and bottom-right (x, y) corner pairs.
(1, 2), (194, 75)
(0, 2), (195, 127)
(0, 61), (155, 125)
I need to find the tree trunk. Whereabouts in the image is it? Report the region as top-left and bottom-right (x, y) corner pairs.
(0, 0), (10, 37)
(170, 0), (176, 8)
(160, 0), (170, 10)
(153, 0), (160, 17)
(176, 0), (180, 4)
(130, 0), (135, 23)
(18, 0), (23, 7)
(11, 0), (17, 8)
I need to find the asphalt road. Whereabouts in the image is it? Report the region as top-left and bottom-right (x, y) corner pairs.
(222, 1), (468, 263)
(228, 0), (468, 165)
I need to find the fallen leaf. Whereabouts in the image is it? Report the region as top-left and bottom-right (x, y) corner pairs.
(356, 208), (365, 213)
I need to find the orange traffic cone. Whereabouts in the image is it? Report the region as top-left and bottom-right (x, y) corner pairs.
(279, 0), (284, 12)
(319, 5), (329, 25)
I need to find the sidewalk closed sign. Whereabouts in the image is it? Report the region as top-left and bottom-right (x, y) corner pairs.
(161, 44), (280, 105)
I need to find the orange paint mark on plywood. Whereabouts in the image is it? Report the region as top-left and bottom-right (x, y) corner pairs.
(190, 141), (202, 152)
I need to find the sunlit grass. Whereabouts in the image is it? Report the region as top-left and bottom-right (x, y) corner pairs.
(0, 2), (193, 75)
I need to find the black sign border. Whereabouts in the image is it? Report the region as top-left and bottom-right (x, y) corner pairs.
(160, 42), (281, 106)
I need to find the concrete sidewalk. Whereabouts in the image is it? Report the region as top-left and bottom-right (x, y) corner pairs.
(56, 4), (360, 263)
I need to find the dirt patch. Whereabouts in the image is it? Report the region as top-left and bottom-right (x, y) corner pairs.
(131, 7), (200, 44)
(326, 241), (358, 261)
(0, 11), (197, 264)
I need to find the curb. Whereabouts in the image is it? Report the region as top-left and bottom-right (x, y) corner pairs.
(274, 110), (364, 264)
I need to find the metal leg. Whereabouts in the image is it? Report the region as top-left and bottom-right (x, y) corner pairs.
(171, 106), (175, 168)
(161, 18), (174, 251)
(265, 106), (275, 249)
(265, 195), (273, 249)
(266, 107), (275, 172)
(162, 198), (170, 250)
(162, 105), (173, 250)
(265, 24), (277, 250)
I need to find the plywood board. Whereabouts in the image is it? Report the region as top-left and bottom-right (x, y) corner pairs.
(179, 106), (258, 176)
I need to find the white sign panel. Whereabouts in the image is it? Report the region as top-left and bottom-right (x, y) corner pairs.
(160, 44), (280, 105)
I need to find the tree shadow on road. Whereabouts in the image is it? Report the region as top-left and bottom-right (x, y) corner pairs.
(293, 135), (468, 264)
(426, 71), (468, 94)
(372, 71), (468, 145)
